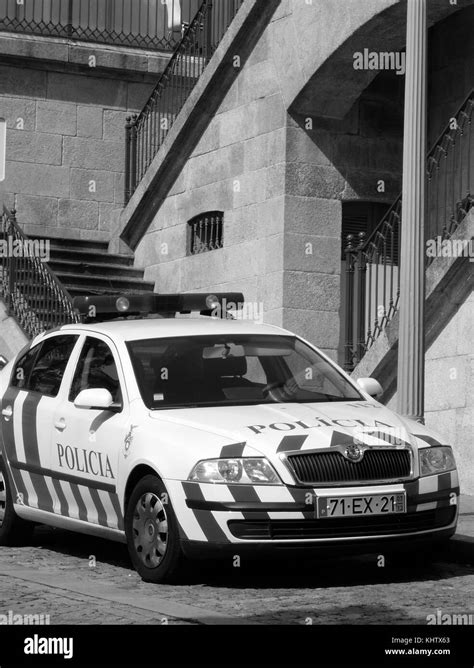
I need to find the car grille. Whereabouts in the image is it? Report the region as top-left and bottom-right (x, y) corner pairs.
(228, 507), (456, 540)
(286, 448), (411, 485)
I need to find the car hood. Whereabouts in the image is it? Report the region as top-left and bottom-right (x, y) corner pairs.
(148, 401), (439, 458)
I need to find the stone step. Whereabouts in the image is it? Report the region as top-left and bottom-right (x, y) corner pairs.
(47, 247), (135, 268)
(34, 235), (110, 254)
(47, 259), (144, 279)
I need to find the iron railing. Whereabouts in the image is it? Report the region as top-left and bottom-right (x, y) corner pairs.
(125, 0), (244, 202)
(344, 90), (474, 371)
(0, 0), (201, 51)
(0, 206), (80, 338)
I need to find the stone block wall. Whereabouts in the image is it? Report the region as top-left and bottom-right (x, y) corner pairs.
(134, 1), (406, 361)
(283, 69), (404, 357)
(425, 292), (474, 495)
(134, 23), (290, 330)
(0, 301), (28, 361)
(0, 42), (159, 241)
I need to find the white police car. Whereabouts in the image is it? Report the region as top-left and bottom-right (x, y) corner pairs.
(0, 294), (459, 582)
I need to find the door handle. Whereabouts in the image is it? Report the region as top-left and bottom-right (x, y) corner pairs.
(54, 418), (67, 432)
(2, 406), (13, 419)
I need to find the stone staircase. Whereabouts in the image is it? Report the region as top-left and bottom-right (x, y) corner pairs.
(37, 236), (155, 298)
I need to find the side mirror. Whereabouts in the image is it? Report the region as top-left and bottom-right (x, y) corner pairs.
(357, 377), (383, 399)
(74, 388), (120, 412)
(0, 355), (8, 371)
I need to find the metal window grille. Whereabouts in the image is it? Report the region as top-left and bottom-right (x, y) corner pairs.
(187, 212), (223, 255)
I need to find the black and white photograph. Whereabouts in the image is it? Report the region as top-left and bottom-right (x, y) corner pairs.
(0, 0), (472, 665)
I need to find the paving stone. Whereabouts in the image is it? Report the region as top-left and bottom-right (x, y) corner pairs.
(0, 529), (472, 626)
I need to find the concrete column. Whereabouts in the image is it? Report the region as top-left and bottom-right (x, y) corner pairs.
(397, 0), (427, 421)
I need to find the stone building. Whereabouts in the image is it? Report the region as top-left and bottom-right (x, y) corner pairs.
(0, 0), (472, 490)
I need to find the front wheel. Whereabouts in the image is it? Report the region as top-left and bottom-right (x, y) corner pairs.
(125, 475), (186, 583)
(0, 457), (34, 546)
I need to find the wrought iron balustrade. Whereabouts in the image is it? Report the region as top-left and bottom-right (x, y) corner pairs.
(344, 90), (474, 372)
(0, 0), (201, 51)
(125, 0), (244, 202)
(0, 206), (79, 338)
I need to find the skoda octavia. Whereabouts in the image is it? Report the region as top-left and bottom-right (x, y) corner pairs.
(0, 294), (459, 582)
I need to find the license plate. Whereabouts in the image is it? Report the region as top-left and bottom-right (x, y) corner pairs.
(316, 493), (406, 519)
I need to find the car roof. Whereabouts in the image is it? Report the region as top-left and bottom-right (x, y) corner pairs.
(52, 317), (292, 343)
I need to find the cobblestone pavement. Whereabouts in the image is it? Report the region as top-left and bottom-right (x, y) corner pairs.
(0, 525), (472, 625)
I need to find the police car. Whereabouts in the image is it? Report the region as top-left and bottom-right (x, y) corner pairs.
(0, 293), (459, 583)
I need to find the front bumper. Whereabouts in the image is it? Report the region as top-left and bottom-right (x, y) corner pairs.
(166, 470), (459, 550)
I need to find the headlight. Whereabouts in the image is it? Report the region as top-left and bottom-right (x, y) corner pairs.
(188, 458), (281, 484)
(419, 446), (456, 477)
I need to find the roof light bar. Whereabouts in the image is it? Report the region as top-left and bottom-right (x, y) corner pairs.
(73, 293), (245, 321)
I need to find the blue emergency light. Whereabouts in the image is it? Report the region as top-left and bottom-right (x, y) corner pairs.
(73, 293), (245, 322)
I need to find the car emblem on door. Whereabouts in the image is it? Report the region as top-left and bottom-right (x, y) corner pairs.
(124, 425), (138, 459)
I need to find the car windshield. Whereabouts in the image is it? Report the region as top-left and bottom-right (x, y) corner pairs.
(127, 334), (363, 410)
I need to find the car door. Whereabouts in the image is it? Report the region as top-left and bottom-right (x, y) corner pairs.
(0, 334), (79, 513)
(49, 335), (130, 531)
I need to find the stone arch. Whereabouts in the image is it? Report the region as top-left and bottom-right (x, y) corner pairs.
(289, 0), (474, 121)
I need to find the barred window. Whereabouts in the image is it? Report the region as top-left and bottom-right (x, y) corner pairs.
(341, 201), (392, 260)
(187, 212), (224, 256)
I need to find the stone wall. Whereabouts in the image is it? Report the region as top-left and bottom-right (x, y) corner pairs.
(134, 9), (290, 333)
(383, 290), (473, 496)
(423, 5), (473, 494)
(0, 37), (161, 241)
(0, 301), (28, 361)
(284, 71), (404, 357)
(424, 292), (474, 495)
(134, 0), (405, 361)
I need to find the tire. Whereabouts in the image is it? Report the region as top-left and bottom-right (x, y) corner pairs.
(0, 457), (34, 546)
(125, 475), (186, 584)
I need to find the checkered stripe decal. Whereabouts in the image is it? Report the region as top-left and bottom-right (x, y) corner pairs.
(10, 463), (124, 531)
(175, 471), (460, 543)
(404, 470), (459, 511)
(0, 387), (124, 531)
(177, 482), (315, 542)
(274, 429), (415, 453)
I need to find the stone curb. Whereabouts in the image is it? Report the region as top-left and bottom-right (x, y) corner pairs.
(0, 567), (259, 626)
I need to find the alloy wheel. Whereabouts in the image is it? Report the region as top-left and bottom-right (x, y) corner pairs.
(0, 470), (7, 527)
(132, 492), (168, 568)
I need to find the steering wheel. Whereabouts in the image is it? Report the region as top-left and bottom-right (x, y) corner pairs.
(262, 382), (292, 402)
